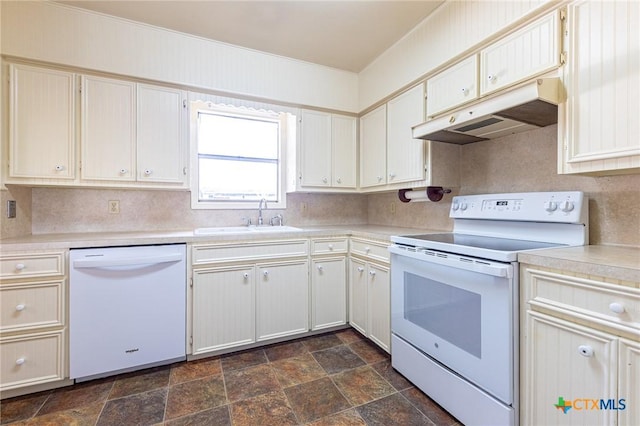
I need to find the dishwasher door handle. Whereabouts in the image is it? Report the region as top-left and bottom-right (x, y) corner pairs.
(73, 253), (183, 269)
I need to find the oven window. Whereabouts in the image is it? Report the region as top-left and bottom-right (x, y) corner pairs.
(404, 272), (481, 358)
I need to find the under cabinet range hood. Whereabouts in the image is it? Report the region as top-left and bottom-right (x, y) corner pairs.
(413, 78), (561, 144)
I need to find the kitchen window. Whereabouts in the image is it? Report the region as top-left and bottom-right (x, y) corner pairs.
(191, 101), (292, 209)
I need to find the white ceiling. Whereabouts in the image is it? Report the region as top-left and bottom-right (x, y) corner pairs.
(56, 1), (444, 72)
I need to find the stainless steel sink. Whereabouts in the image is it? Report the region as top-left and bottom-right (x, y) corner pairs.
(193, 226), (302, 235)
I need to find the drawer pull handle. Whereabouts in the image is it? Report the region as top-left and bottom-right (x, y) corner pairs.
(15, 263), (26, 271)
(328, 244), (334, 250)
(365, 247), (371, 253)
(609, 302), (625, 314)
(15, 304), (25, 311)
(578, 345), (594, 357)
(15, 358), (25, 366)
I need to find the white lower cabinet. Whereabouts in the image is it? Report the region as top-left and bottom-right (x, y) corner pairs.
(311, 257), (347, 331)
(521, 265), (640, 426)
(256, 261), (309, 341)
(190, 240), (309, 356)
(349, 238), (391, 353)
(192, 266), (255, 355)
(0, 251), (69, 397)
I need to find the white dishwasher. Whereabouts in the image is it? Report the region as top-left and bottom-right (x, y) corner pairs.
(70, 244), (186, 381)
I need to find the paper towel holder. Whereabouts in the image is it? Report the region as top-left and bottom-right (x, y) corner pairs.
(398, 186), (452, 203)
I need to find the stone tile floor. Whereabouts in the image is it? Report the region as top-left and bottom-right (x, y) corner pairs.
(1, 329), (461, 425)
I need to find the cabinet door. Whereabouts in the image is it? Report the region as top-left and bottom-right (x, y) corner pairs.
(256, 261), (309, 341)
(300, 110), (332, 187)
(524, 312), (617, 426)
(619, 339), (640, 426)
(348, 258), (368, 336)
(427, 55), (479, 117)
(192, 266), (255, 354)
(386, 84), (425, 185)
(9, 64), (75, 180)
(367, 262), (390, 353)
(331, 115), (357, 188)
(559, 0), (640, 174)
(359, 105), (387, 188)
(81, 76), (135, 181)
(137, 84), (187, 184)
(480, 11), (560, 95)
(311, 257), (347, 330)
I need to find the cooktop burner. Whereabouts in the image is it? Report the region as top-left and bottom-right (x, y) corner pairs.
(403, 233), (564, 252)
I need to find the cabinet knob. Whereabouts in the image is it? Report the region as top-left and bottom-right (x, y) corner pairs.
(15, 263), (26, 271)
(609, 302), (625, 314)
(369, 269), (376, 276)
(357, 266), (364, 273)
(263, 270), (269, 277)
(578, 345), (594, 357)
(389, 173), (396, 180)
(461, 88), (469, 96)
(376, 176), (383, 182)
(322, 177), (328, 183)
(143, 169), (153, 176)
(364, 247), (371, 253)
(328, 244), (334, 250)
(488, 74), (497, 82)
(336, 178), (342, 184)
(15, 304), (25, 311)
(119, 168), (128, 175)
(317, 265), (323, 271)
(242, 272), (249, 279)
(15, 358), (25, 366)
(54, 165), (65, 171)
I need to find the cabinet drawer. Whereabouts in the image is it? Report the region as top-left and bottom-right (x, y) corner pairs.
(526, 268), (640, 333)
(350, 239), (390, 263)
(1, 281), (65, 333)
(1, 253), (65, 279)
(0, 330), (65, 391)
(311, 238), (348, 255)
(193, 240), (309, 265)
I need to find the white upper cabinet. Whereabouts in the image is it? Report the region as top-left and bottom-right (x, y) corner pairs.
(359, 104), (387, 189)
(137, 84), (187, 184)
(298, 110), (356, 191)
(427, 55), (479, 117)
(480, 11), (560, 96)
(386, 84), (426, 185)
(558, 0), (640, 175)
(81, 75), (136, 181)
(9, 64), (76, 181)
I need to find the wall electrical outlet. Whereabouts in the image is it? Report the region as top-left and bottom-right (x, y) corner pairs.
(390, 202), (396, 214)
(301, 202), (308, 213)
(109, 200), (120, 214)
(7, 200), (16, 218)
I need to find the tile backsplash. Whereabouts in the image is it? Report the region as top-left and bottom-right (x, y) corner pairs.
(2, 125), (639, 246)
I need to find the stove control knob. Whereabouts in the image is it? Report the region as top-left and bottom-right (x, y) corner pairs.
(452, 202), (460, 211)
(459, 202), (468, 211)
(544, 201), (558, 212)
(560, 201), (575, 212)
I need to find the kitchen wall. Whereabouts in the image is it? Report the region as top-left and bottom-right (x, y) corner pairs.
(368, 125), (640, 247)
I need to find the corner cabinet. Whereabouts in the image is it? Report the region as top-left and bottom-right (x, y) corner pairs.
(521, 265), (640, 425)
(348, 237), (391, 353)
(558, 0), (640, 175)
(5, 63), (189, 189)
(296, 110), (357, 191)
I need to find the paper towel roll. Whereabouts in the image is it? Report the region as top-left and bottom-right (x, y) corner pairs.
(398, 187), (451, 203)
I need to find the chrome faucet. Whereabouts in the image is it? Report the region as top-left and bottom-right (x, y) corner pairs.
(258, 198), (268, 225)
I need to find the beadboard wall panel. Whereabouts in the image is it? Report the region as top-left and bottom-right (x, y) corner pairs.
(358, 0), (551, 110)
(0, 1), (358, 112)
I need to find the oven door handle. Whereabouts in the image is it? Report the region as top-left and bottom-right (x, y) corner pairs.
(389, 245), (512, 278)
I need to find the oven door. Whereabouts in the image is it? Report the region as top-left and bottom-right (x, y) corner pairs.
(389, 245), (515, 405)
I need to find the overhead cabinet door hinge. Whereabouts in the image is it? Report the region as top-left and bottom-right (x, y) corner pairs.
(560, 52), (567, 65)
(559, 8), (566, 22)
(183, 99), (187, 108)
